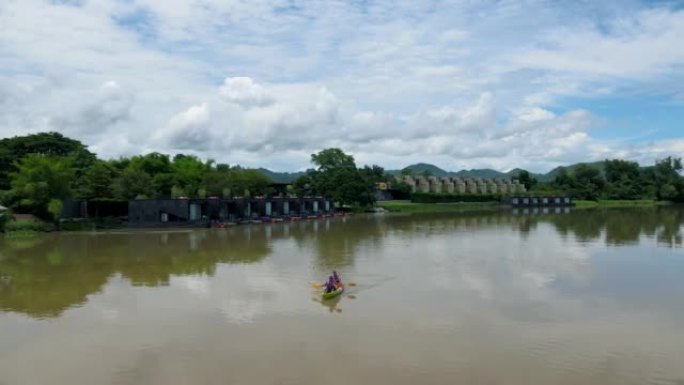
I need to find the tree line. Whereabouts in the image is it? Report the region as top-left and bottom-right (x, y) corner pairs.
(1, 132), (682, 223)
(517, 158), (684, 201)
(0, 133), (273, 220)
(0, 133), (384, 221)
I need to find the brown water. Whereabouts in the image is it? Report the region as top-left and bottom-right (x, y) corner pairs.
(1, 207), (684, 385)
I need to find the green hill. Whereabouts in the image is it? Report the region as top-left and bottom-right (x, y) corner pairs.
(257, 168), (306, 183)
(400, 163), (450, 176)
(389, 161), (610, 182)
(540, 161), (605, 182)
(261, 160), (615, 184)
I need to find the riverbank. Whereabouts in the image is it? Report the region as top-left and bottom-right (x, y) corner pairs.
(377, 200), (500, 213)
(378, 199), (673, 213)
(573, 199), (671, 209)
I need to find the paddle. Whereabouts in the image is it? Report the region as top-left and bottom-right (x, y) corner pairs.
(311, 281), (356, 288)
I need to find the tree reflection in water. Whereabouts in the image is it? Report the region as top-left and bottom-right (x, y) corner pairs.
(0, 206), (682, 319)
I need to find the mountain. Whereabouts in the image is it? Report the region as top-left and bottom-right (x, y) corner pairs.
(389, 164), (525, 179)
(261, 160), (613, 184)
(540, 161), (605, 182)
(388, 161), (610, 182)
(400, 163), (450, 177)
(453, 169), (508, 179)
(257, 168), (306, 183)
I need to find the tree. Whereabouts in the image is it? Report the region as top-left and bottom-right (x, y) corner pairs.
(77, 160), (116, 200)
(293, 174), (313, 197)
(9, 154), (75, 217)
(172, 154), (211, 196)
(604, 159), (643, 199)
(47, 199), (63, 223)
(570, 163), (605, 200)
(553, 167), (572, 188)
(653, 157), (683, 201)
(311, 148), (355, 171)
(300, 148), (376, 207)
(359, 165), (386, 184)
(0, 132), (93, 190)
(516, 170), (538, 191)
(112, 169), (155, 200)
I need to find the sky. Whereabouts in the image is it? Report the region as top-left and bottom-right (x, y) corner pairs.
(1, 0), (683, 173)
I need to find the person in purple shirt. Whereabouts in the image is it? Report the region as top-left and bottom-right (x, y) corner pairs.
(332, 271), (341, 285)
(324, 276), (336, 293)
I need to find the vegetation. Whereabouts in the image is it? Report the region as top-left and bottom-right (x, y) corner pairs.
(0, 132), (276, 223)
(573, 200), (670, 209)
(411, 193), (500, 203)
(3, 220), (51, 233)
(378, 200), (499, 213)
(293, 148), (381, 208)
(1, 132), (682, 225)
(532, 157), (684, 202)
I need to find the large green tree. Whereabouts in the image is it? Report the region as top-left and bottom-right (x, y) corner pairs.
(299, 148), (376, 207)
(516, 170), (538, 191)
(653, 156), (684, 201)
(9, 154), (75, 218)
(112, 169), (155, 200)
(0, 132), (93, 190)
(570, 163), (605, 200)
(171, 154), (212, 196)
(77, 160), (117, 200)
(603, 159), (644, 199)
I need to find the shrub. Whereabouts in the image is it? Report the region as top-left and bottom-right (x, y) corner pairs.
(4, 220), (50, 232)
(410, 193), (501, 203)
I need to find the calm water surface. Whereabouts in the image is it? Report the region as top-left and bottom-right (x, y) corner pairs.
(1, 207), (684, 385)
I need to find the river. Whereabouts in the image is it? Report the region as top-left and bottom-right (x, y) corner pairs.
(1, 207), (683, 385)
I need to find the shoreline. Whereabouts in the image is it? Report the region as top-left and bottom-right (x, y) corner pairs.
(573, 200), (671, 209)
(377, 200), (500, 213)
(378, 199), (673, 213)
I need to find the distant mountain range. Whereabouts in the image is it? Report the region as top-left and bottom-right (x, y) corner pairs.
(385, 161), (607, 183)
(257, 168), (307, 183)
(258, 161), (610, 183)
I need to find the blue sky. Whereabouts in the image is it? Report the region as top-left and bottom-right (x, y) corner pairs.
(1, 0), (683, 172)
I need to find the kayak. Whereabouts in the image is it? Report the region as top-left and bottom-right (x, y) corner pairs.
(321, 284), (344, 300)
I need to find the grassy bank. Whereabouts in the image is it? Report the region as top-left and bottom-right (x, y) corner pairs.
(379, 199), (672, 213)
(377, 200), (499, 213)
(573, 199), (671, 208)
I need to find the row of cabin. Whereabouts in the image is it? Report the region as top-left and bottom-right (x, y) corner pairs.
(128, 197), (334, 227)
(396, 175), (527, 194)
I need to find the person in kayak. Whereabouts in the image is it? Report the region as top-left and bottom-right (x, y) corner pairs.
(324, 276), (336, 293)
(332, 271), (341, 286)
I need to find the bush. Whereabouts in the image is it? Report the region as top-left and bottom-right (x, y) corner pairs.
(0, 213), (8, 232)
(4, 220), (51, 232)
(410, 193), (501, 203)
(59, 217), (123, 231)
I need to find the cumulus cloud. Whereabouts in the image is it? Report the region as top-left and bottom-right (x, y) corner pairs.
(219, 77), (273, 107)
(0, 0), (683, 171)
(157, 103), (213, 151)
(49, 81), (134, 137)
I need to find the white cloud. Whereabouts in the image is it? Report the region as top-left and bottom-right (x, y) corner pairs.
(157, 103), (213, 151)
(513, 8), (684, 79)
(0, 0), (683, 171)
(219, 77), (273, 107)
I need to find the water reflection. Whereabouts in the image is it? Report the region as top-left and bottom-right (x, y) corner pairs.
(1, 207), (684, 385)
(0, 229), (271, 317)
(0, 207), (682, 319)
(548, 206), (684, 247)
